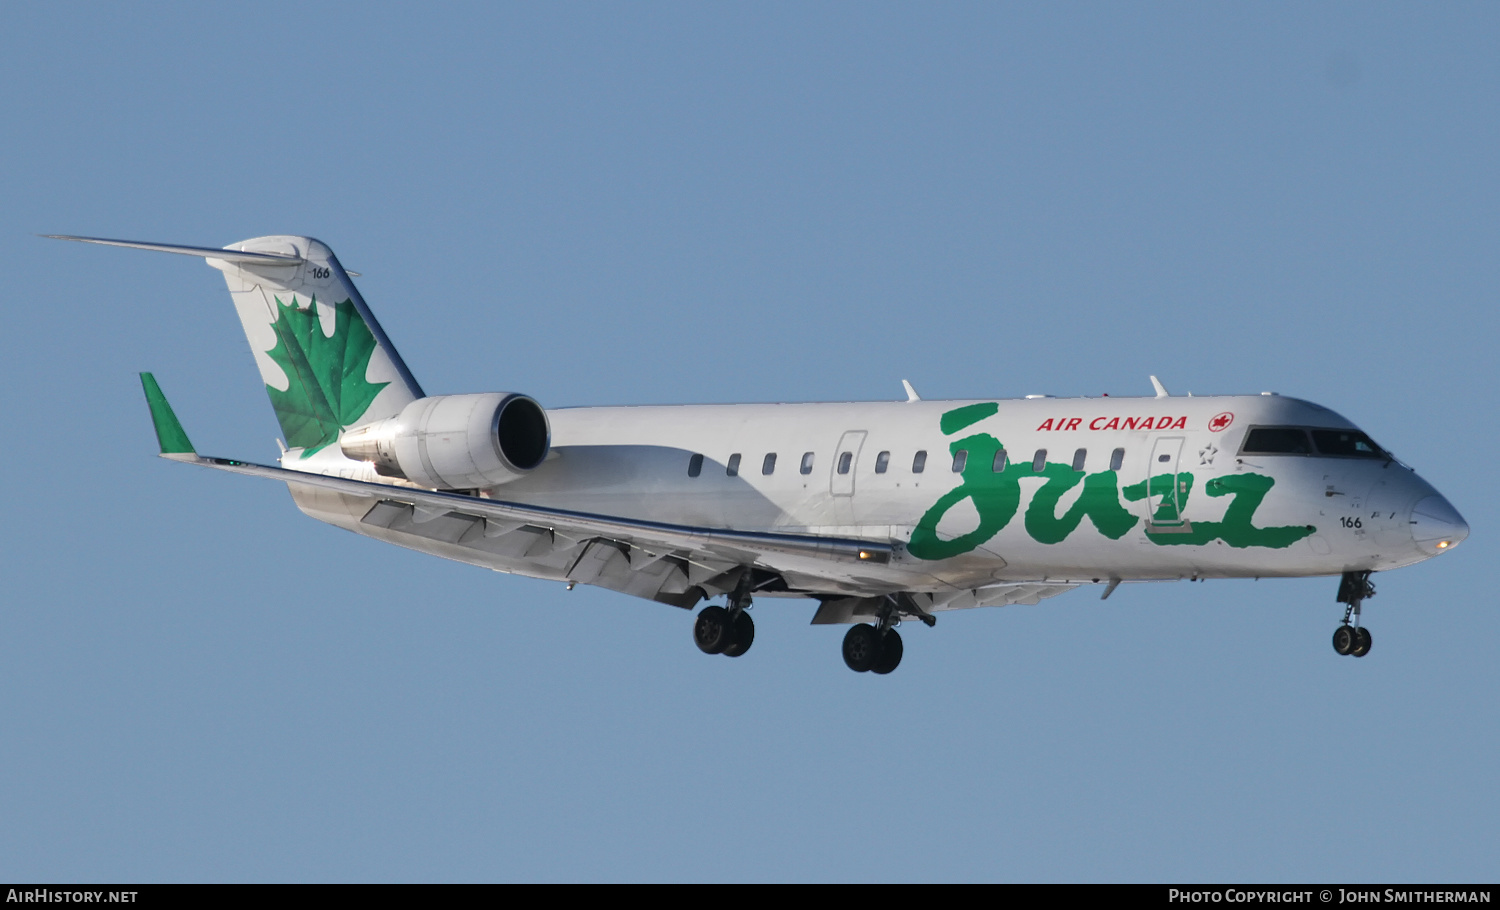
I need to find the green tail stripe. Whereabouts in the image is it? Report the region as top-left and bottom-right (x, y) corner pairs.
(139, 372), (196, 455)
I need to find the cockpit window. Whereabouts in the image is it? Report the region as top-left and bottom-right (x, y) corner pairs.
(1240, 426), (1390, 459)
(1241, 427), (1313, 455)
(1311, 430), (1387, 459)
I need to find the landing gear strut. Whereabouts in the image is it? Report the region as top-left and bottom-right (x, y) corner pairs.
(1333, 571), (1375, 658)
(693, 571), (755, 658)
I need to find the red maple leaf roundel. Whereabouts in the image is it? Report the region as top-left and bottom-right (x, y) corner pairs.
(1208, 412), (1235, 432)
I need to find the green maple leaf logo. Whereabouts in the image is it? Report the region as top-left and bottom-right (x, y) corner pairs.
(264, 295), (389, 457)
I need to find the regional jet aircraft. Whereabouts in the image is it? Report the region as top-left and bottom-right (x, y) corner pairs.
(52, 234), (1469, 673)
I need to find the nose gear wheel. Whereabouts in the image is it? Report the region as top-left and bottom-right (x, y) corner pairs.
(1332, 570), (1376, 658)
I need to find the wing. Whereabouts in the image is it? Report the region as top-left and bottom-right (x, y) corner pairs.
(244, 458), (896, 607)
(141, 375), (894, 610)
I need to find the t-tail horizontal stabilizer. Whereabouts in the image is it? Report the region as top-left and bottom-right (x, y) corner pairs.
(45, 235), (305, 266)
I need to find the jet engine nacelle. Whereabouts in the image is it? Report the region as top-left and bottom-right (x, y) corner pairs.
(339, 392), (550, 490)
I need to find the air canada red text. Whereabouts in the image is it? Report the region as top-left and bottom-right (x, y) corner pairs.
(1036, 416), (1191, 432)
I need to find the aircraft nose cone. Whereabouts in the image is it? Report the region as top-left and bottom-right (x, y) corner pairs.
(1411, 495), (1469, 556)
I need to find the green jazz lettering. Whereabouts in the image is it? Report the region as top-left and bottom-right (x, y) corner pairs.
(1125, 473), (1314, 548)
(1025, 465), (1140, 545)
(908, 405), (1314, 560)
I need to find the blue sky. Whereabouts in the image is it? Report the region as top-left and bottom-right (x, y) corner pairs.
(1, 3), (1495, 881)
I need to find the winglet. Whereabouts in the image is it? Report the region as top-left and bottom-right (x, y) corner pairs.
(902, 379), (921, 402)
(139, 373), (197, 458)
(1150, 375), (1170, 398)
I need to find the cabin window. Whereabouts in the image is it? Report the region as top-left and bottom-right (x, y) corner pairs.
(1109, 448), (1125, 472)
(1241, 427), (1312, 455)
(838, 452), (853, 475)
(874, 451), (890, 474)
(912, 450), (927, 473)
(727, 453), (741, 477)
(762, 453), (777, 475)
(992, 449), (1008, 472)
(688, 453), (703, 477)
(1032, 449), (1047, 472)
(1311, 429), (1387, 459)
(1072, 448), (1087, 472)
(800, 452), (815, 475)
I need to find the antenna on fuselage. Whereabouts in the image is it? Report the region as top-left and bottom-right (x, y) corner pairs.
(902, 380), (921, 402)
(1150, 375), (1170, 398)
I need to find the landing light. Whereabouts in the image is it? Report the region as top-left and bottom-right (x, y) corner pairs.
(1437, 541), (1451, 549)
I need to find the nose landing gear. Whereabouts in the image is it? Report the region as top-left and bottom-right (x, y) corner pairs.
(1331, 624), (1372, 657)
(1333, 571), (1375, 658)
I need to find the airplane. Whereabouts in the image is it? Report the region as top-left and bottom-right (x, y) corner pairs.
(51, 233), (1469, 674)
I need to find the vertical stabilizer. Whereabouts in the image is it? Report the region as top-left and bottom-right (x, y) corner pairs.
(210, 236), (424, 457)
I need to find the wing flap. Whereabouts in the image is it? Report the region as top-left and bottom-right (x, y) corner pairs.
(928, 582), (1079, 611)
(362, 497), (702, 603)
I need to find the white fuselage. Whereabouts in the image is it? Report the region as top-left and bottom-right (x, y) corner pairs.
(287, 392), (1462, 598)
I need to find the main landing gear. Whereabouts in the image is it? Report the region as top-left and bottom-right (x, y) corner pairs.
(842, 624), (903, 674)
(1332, 570), (1375, 658)
(694, 573), (755, 658)
(842, 594), (929, 675)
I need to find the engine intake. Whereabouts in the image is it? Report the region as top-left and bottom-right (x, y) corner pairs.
(340, 392), (550, 490)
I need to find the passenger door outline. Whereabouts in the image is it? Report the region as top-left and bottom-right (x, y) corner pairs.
(830, 431), (867, 498)
(1145, 436), (1189, 529)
